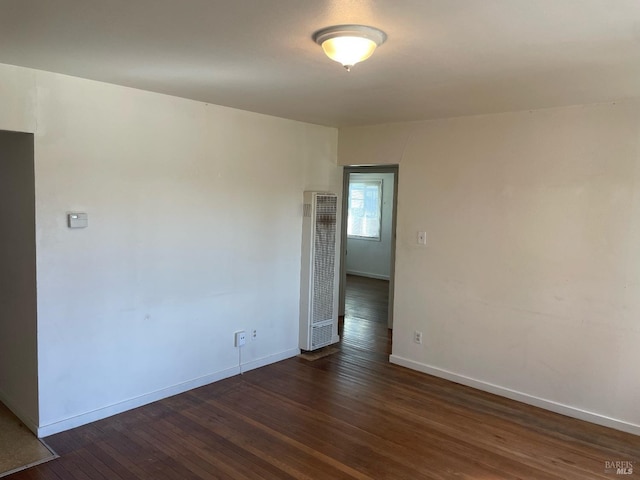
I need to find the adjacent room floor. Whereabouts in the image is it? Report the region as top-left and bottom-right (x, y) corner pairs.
(0, 402), (56, 477)
(341, 274), (391, 354)
(6, 275), (639, 479)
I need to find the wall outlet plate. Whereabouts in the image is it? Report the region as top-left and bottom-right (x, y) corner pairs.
(234, 331), (246, 347)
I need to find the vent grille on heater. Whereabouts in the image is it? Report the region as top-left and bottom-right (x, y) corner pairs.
(312, 323), (333, 348)
(312, 195), (337, 325)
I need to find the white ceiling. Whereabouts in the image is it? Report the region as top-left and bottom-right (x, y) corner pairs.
(2, 0), (640, 127)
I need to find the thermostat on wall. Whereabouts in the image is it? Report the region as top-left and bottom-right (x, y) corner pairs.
(67, 212), (88, 228)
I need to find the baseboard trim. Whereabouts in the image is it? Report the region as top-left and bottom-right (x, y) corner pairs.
(389, 354), (640, 436)
(239, 348), (300, 374)
(0, 389), (38, 435)
(346, 270), (390, 281)
(37, 348), (300, 438)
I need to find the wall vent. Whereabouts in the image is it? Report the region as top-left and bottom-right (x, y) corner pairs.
(312, 322), (333, 348)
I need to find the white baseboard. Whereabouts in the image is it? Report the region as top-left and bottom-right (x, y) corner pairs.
(346, 270), (390, 281)
(0, 389), (39, 435)
(37, 348), (300, 438)
(389, 354), (640, 437)
(239, 348), (300, 374)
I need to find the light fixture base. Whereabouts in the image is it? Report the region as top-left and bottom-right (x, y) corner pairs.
(313, 24), (387, 47)
(313, 24), (387, 70)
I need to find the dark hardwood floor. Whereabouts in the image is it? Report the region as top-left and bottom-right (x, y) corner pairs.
(10, 275), (639, 479)
(341, 274), (391, 354)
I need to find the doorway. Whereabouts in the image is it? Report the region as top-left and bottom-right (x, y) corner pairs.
(339, 166), (398, 354)
(0, 130), (53, 475)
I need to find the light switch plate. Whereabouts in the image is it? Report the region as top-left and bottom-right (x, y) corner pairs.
(417, 231), (427, 245)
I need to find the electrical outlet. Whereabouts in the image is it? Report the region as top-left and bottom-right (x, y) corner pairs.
(413, 330), (423, 344)
(251, 329), (257, 341)
(234, 331), (246, 347)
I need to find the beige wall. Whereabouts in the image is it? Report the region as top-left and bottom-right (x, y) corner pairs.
(0, 63), (341, 436)
(340, 102), (640, 434)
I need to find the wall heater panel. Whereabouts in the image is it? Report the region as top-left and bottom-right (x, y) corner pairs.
(299, 191), (340, 351)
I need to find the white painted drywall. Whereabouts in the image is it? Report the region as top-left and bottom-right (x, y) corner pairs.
(339, 101), (640, 434)
(346, 173), (394, 280)
(0, 64), (37, 133)
(0, 63), (341, 436)
(0, 130), (39, 431)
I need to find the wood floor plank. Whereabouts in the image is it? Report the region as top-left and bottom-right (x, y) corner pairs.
(240, 363), (565, 479)
(75, 444), (129, 480)
(6, 275), (639, 479)
(212, 380), (527, 480)
(161, 403), (300, 480)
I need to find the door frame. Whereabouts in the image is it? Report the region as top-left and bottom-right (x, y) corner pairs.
(339, 165), (399, 330)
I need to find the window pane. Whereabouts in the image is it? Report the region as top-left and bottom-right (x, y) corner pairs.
(347, 180), (381, 239)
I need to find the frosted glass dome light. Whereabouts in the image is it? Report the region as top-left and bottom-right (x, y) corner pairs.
(313, 25), (387, 72)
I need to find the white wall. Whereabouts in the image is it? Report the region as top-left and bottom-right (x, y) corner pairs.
(346, 173), (394, 280)
(339, 101), (640, 435)
(0, 130), (38, 431)
(0, 63), (341, 436)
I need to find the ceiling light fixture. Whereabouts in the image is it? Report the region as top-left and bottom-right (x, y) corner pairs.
(313, 24), (387, 72)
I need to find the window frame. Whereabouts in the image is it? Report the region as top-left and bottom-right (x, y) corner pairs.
(346, 179), (383, 241)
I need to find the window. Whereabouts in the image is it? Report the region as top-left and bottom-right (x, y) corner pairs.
(347, 180), (382, 240)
